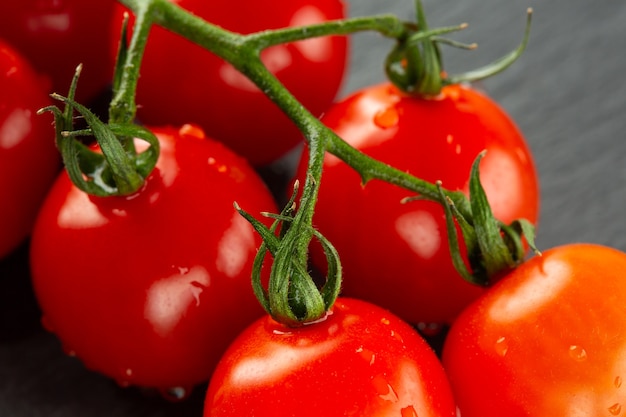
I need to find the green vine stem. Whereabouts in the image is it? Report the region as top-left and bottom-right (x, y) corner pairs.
(386, 0), (533, 95)
(44, 0), (537, 326)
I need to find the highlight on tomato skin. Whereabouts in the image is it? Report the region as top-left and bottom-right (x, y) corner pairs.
(0, 39), (61, 260)
(203, 297), (458, 417)
(111, 0), (349, 167)
(442, 243), (626, 417)
(293, 81), (540, 327)
(29, 124), (279, 397)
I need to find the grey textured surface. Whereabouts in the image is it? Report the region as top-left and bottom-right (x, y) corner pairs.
(1, 1), (625, 416)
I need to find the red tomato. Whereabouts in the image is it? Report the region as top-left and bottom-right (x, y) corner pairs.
(294, 82), (539, 326)
(442, 243), (626, 416)
(0, 0), (116, 102)
(30, 124), (278, 397)
(204, 297), (457, 417)
(0, 39), (60, 259)
(112, 0), (348, 166)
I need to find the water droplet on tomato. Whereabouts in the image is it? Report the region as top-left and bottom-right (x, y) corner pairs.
(494, 336), (509, 357)
(178, 124), (205, 139)
(401, 405), (418, 417)
(608, 403), (622, 415)
(159, 386), (191, 402)
(568, 345), (587, 362)
(615, 376), (623, 388)
(272, 328), (293, 336)
(390, 329), (404, 344)
(373, 106), (399, 129)
(372, 374), (399, 403)
(355, 346), (376, 365)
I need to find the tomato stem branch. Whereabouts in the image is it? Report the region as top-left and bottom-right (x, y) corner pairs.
(51, 0), (536, 324)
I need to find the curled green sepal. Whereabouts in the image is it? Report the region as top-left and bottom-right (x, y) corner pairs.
(112, 11), (130, 97)
(423, 152), (541, 287)
(469, 151), (517, 278)
(385, 2), (532, 96)
(445, 8), (533, 86)
(434, 182), (488, 286)
(465, 151), (540, 284)
(436, 182), (477, 285)
(385, 20), (468, 95)
(39, 94), (159, 197)
(501, 218), (542, 261)
(235, 180), (342, 327)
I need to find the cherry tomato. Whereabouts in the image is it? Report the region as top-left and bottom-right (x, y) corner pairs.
(112, 0), (348, 166)
(294, 82), (539, 326)
(204, 297), (457, 417)
(0, 39), (60, 259)
(0, 0), (116, 102)
(442, 243), (626, 416)
(30, 124), (278, 397)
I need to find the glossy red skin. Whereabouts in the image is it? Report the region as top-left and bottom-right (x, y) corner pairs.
(113, 0), (348, 166)
(0, 40), (60, 259)
(30, 125), (278, 395)
(0, 1), (116, 102)
(294, 82), (539, 326)
(204, 297), (457, 417)
(442, 243), (626, 416)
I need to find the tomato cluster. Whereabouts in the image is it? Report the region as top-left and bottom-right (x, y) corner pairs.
(1, 1), (624, 417)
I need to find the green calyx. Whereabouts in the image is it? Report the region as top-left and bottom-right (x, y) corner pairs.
(385, 0), (533, 96)
(37, 65), (159, 197)
(236, 180), (342, 327)
(426, 152), (540, 286)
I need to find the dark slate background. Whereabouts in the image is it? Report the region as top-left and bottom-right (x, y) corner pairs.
(1, 1), (625, 416)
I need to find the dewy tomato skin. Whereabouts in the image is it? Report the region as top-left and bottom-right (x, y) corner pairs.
(112, 0), (348, 166)
(29, 125), (278, 394)
(294, 82), (540, 326)
(0, 40), (60, 259)
(442, 243), (626, 416)
(0, 0), (116, 102)
(204, 298), (457, 417)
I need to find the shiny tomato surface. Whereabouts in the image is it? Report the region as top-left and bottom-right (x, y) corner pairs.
(204, 297), (457, 417)
(0, 0), (116, 102)
(112, 0), (348, 166)
(294, 82), (539, 326)
(0, 39), (60, 259)
(30, 125), (278, 395)
(443, 243), (626, 416)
